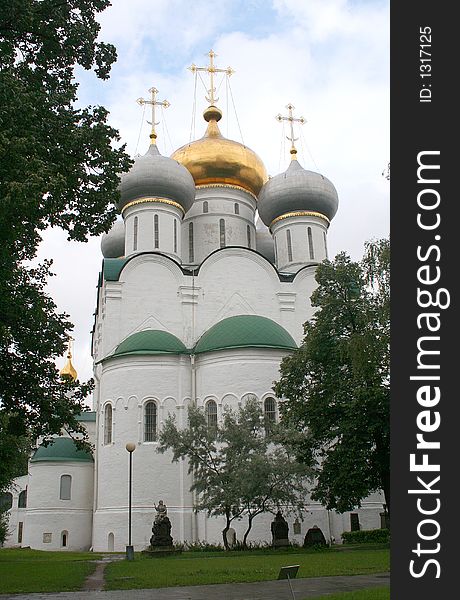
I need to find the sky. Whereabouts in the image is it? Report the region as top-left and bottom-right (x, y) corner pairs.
(36, 0), (390, 387)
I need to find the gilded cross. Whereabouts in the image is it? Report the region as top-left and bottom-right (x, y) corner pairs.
(276, 103), (306, 156)
(137, 87), (170, 144)
(66, 336), (75, 358)
(188, 50), (234, 106)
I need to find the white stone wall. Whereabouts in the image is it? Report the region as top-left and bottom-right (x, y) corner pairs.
(2, 475), (28, 548)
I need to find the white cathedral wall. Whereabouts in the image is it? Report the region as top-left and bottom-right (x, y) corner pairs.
(3, 475), (28, 548)
(23, 462), (93, 551)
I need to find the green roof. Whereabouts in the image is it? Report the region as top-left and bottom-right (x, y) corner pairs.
(30, 438), (94, 463)
(76, 411), (96, 422)
(103, 258), (128, 281)
(194, 315), (297, 354)
(113, 330), (188, 357)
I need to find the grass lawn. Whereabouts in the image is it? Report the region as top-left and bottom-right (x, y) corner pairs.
(0, 548), (101, 594)
(104, 546), (390, 590)
(307, 587), (390, 600)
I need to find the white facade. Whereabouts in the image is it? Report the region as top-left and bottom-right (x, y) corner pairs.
(3, 106), (384, 552)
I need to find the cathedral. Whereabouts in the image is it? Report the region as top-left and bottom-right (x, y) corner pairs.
(3, 53), (384, 552)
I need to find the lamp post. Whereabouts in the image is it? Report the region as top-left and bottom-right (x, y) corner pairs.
(125, 442), (136, 560)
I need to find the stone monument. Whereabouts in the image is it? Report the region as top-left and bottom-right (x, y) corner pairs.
(149, 500), (173, 549)
(271, 511), (289, 548)
(303, 525), (327, 547)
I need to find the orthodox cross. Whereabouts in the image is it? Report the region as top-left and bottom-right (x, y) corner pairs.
(188, 50), (234, 106)
(276, 103), (306, 157)
(66, 336), (75, 358)
(137, 87), (170, 144)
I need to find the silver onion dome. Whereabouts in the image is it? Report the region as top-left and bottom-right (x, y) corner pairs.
(255, 218), (275, 264)
(258, 159), (339, 227)
(118, 144), (195, 213)
(101, 220), (125, 258)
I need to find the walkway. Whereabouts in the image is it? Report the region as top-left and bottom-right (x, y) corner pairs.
(0, 572), (389, 599)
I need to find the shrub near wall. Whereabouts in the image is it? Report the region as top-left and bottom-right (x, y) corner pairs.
(342, 529), (390, 545)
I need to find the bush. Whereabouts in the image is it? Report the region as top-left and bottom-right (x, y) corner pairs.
(0, 509), (9, 545)
(342, 529), (390, 545)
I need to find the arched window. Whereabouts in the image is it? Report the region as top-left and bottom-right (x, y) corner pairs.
(264, 397), (277, 431)
(189, 222), (194, 263)
(144, 401), (157, 442)
(323, 232), (328, 259)
(205, 400), (218, 431)
(108, 532), (115, 552)
(286, 229), (293, 262)
(18, 489), (27, 508)
(154, 214), (159, 249)
(104, 404), (113, 445)
(247, 225), (251, 249)
(219, 219), (226, 248)
(61, 530), (69, 548)
(133, 216), (138, 251)
(173, 219), (177, 253)
(234, 203), (239, 215)
(203, 201), (209, 213)
(60, 475), (72, 501)
(307, 227), (314, 260)
(0, 492), (13, 511)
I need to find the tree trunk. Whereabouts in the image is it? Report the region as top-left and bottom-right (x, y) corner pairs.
(242, 514), (254, 549)
(381, 469), (391, 522)
(222, 508), (231, 550)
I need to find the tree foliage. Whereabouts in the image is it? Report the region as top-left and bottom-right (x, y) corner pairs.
(0, 1), (131, 481)
(158, 397), (311, 549)
(275, 239), (390, 514)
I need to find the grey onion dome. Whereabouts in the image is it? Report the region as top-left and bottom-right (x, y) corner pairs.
(101, 220), (125, 258)
(255, 218), (275, 264)
(257, 159), (339, 227)
(118, 144), (195, 213)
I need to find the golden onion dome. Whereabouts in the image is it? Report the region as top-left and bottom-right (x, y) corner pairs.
(60, 351), (78, 381)
(171, 106), (268, 197)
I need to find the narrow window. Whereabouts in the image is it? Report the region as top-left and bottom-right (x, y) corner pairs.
(274, 237), (278, 263)
(219, 219), (226, 248)
(287, 229), (293, 262)
(133, 216), (138, 251)
(307, 227), (314, 260)
(104, 404), (112, 445)
(264, 397), (277, 432)
(234, 203), (239, 215)
(247, 225), (251, 249)
(323, 232), (328, 259)
(144, 401), (157, 442)
(173, 219), (177, 253)
(18, 489), (27, 508)
(206, 400), (218, 431)
(350, 513), (360, 531)
(108, 532), (115, 552)
(189, 222), (194, 263)
(154, 214), (159, 249)
(203, 201), (209, 213)
(61, 530), (68, 548)
(60, 475), (72, 501)
(18, 522), (23, 544)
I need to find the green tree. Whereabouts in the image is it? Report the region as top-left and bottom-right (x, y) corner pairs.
(275, 239), (390, 515)
(158, 397), (311, 549)
(0, 0), (131, 476)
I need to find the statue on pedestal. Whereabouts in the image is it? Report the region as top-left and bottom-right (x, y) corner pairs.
(150, 500), (173, 548)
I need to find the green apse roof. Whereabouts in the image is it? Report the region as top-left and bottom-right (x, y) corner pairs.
(30, 438), (94, 463)
(194, 315), (297, 354)
(76, 411), (96, 422)
(113, 330), (188, 357)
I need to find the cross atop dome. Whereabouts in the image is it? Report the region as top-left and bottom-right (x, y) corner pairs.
(189, 50), (234, 119)
(276, 103), (306, 159)
(137, 87), (170, 145)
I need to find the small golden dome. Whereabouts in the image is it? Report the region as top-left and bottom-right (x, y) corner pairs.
(60, 352), (78, 381)
(171, 107), (268, 197)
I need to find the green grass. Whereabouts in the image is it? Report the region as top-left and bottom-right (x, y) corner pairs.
(104, 547), (390, 590)
(0, 548), (101, 594)
(307, 587), (390, 600)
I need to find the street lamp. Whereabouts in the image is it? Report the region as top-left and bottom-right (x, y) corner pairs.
(125, 442), (136, 560)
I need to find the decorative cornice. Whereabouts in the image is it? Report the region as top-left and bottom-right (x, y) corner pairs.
(196, 183), (258, 201)
(270, 210), (330, 229)
(121, 197), (185, 215)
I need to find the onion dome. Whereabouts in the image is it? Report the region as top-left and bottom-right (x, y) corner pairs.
(118, 144), (195, 214)
(101, 220), (125, 258)
(255, 218), (275, 264)
(171, 106), (268, 197)
(258, 158), (339, 228)
(60, 350), (77, 381)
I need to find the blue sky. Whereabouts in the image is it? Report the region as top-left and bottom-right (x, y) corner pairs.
(39, 0), (390, 384)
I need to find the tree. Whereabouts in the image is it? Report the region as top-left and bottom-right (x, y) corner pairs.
(275, 239), (390, 515)
(158, 397), (311, 549)
(0, 0), (131, 475)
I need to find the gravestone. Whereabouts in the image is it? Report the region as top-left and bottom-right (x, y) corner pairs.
(303, 525), (327, 547)
(271, 511), (289, 547)
(225, 527), (237, 548)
